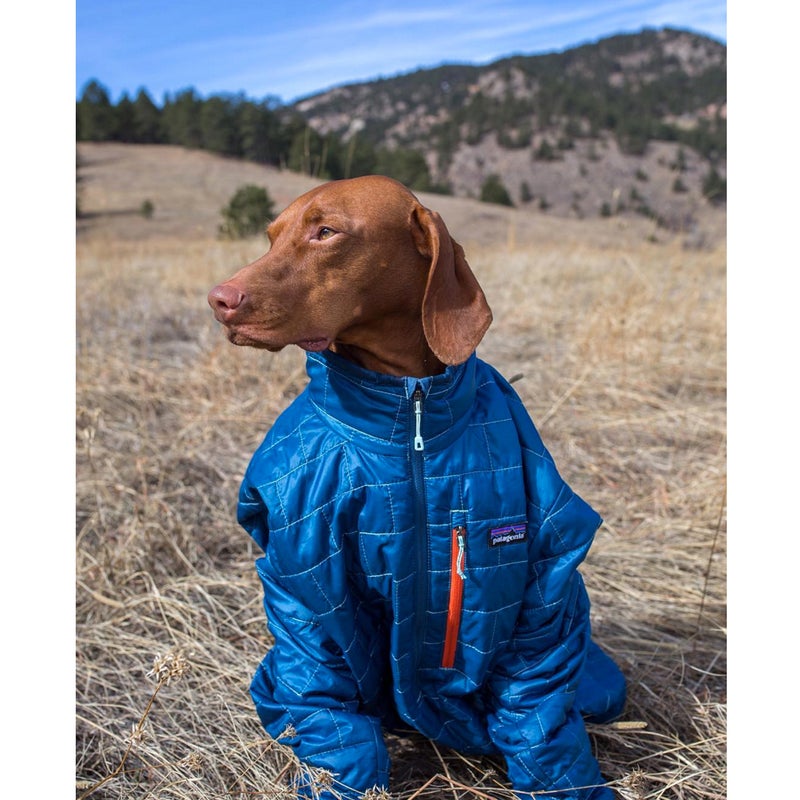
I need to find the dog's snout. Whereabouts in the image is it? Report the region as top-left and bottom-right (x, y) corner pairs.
(208, 283), (245, 319)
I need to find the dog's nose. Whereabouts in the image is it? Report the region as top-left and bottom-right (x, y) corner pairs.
(208, 283), (245, 319)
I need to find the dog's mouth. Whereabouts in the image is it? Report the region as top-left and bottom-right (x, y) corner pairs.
(220, 323), (331, 354)
(215, 322), (281, 350)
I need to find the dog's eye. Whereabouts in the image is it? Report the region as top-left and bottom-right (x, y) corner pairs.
(316, 226), (336, 241)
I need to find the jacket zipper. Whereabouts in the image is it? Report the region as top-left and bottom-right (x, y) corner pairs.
(411, 386), (428, 666)
(442, 526), (467, 669)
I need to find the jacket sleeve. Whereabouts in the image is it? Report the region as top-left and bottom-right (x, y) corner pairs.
(238, 477), (390, 800)
(485, 392), (614, 799)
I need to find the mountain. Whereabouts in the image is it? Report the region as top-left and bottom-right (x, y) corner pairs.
(290, 27), (726, 226)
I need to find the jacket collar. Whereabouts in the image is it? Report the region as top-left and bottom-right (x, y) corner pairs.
(305, 350), (477, 453)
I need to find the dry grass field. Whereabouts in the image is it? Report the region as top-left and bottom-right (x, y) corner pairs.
(76, 143), (726, 799)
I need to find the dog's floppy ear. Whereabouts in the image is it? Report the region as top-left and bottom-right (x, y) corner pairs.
(411, 204), (493, 365)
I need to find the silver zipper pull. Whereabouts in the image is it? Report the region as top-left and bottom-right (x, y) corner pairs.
(413, 389), (424, 451)
(456, 531), (467, 580)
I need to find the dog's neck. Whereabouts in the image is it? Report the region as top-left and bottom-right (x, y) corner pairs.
(331, 320), (445, 378)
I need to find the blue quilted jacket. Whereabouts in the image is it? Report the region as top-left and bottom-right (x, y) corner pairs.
(238, 350), (626, 799)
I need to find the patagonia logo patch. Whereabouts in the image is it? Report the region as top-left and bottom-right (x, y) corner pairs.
(488, 523), (527, 547)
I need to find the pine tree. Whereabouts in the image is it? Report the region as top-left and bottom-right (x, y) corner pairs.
(238, 102), (275, 164)
(201, 96), (238, 155)
(77, 79), (117, 141)
(132, 89), (163, 143)
(162, 89), (203, 148)
(114, 93), (136, 141)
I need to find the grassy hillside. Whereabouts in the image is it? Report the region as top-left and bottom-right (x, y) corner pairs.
(76, 143), (726, 799)
(293, 28), (726, 221)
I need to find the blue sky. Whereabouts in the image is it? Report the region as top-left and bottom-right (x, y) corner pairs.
(76, 0), (727, 105)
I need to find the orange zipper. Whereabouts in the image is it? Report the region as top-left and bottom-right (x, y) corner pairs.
(442, 526), (466, 668)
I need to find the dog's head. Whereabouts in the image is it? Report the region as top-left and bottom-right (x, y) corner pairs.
(208, 175), (492, 375)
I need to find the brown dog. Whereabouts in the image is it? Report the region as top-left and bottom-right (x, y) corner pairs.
(208, 175), (492, 376)
(208, 176), (625, 800)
